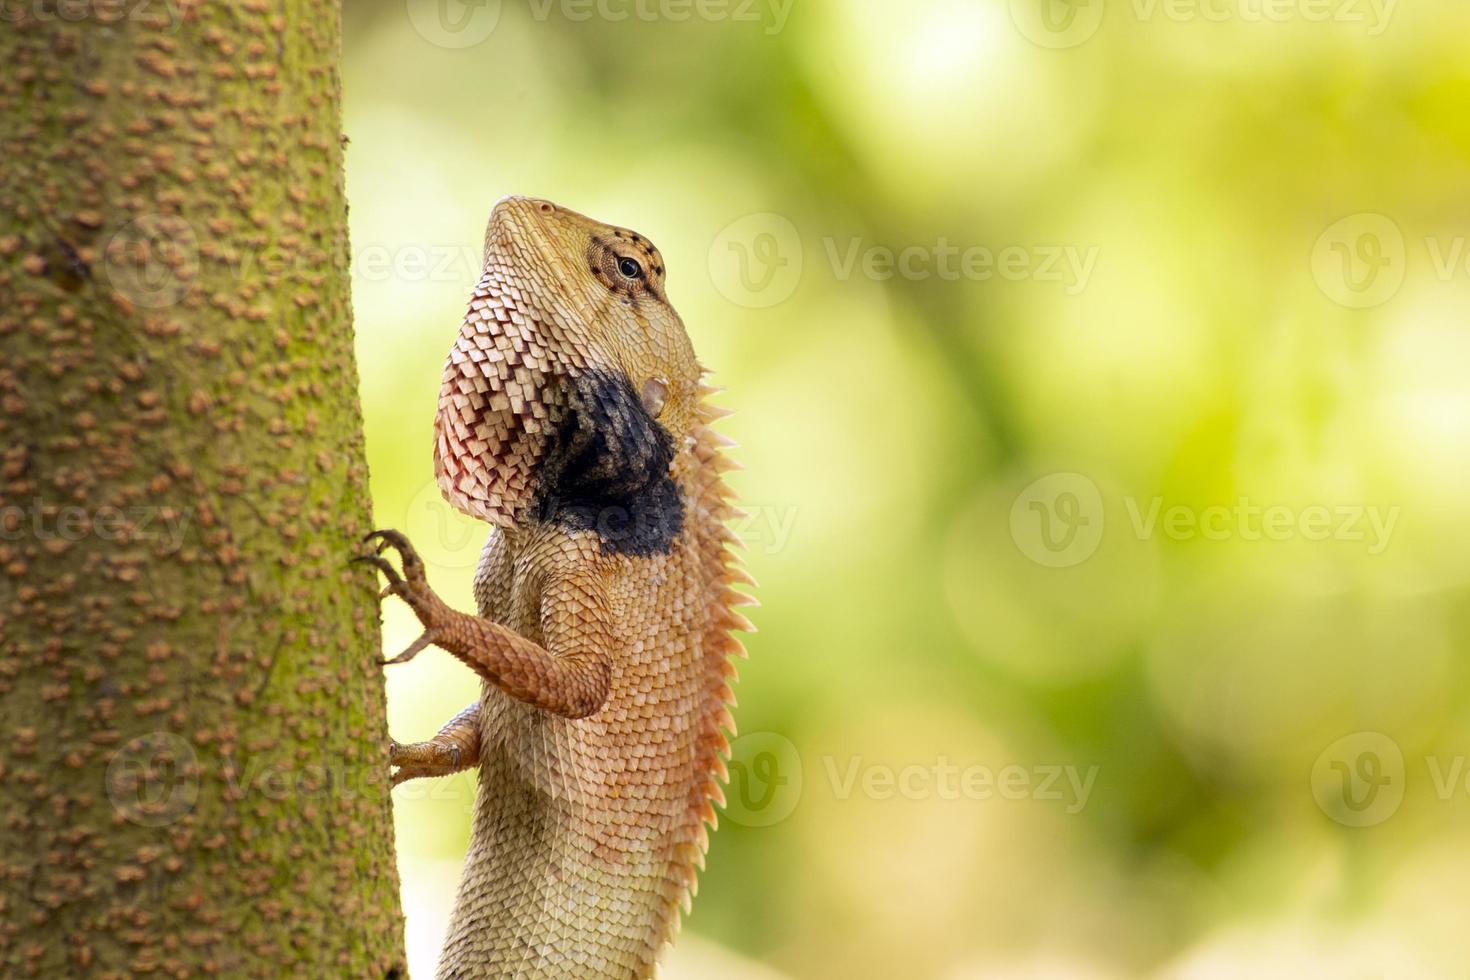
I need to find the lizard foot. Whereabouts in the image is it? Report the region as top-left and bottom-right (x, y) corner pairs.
(389, 733), (469, 787)
(387, 738), (422, 788)
(356, 529), (449, 667)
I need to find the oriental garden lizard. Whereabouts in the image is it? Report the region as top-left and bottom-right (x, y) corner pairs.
(358, 197), (753, 979)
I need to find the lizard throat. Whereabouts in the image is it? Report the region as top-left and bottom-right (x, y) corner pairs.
(533, 367), (686, 557)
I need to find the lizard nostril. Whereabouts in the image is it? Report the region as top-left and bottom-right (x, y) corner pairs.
(537, 201), (554, 214)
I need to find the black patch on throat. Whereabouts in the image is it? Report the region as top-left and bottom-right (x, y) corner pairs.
(536, 368), (685, 556)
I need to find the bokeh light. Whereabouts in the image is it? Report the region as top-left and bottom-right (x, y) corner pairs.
(343, 2), (1470, 974)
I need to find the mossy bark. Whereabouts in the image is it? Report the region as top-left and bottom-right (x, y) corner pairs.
(0, 3), (406, 977)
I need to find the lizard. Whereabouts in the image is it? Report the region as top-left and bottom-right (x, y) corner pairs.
(357, 196), (754, 979)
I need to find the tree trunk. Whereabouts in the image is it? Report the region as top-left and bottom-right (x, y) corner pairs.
(0, 3), (406, 977)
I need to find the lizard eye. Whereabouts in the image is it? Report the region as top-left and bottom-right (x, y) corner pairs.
(617, 256), (644, 280)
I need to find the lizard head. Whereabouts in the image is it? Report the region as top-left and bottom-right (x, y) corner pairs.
(482, 196), (702, 437)
(434, 196), (700, 552)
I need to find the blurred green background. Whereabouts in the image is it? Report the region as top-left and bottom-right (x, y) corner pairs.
(342, 1), (1470, 976)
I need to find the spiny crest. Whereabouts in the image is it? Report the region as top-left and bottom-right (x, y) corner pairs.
(650, 378), (755, 969)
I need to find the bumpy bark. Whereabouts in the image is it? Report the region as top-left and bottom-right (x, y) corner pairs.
(0, 3), (405, 977)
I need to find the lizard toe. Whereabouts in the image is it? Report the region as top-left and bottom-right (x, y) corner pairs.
(365, 529), (427, 584)
(354, 553), (404, 588)
(382, 631), (433, 667)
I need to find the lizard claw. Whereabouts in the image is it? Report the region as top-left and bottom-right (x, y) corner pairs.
(363, 529), (427, 586)
(391, 766), (429, 788)
(358, 531), (449, 672)
(353, 553), (404, 589)
(387, 738), (404, 786)
(382, 631), (434, 667)
(359, 529), (441, 621)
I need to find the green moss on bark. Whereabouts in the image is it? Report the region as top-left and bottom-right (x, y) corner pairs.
(0, 3), (406, 976)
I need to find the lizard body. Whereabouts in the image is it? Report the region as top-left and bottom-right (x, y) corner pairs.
(363, 197), (750, 979)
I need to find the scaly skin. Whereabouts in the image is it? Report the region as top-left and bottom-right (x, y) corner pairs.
(361, 197), (751, 979)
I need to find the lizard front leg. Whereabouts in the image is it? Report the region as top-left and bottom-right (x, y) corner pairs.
(390, 702), (481, 787)
(359, 529), (612, 720)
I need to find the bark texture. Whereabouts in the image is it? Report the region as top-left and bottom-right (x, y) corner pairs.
(0, 2), (405, 976)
